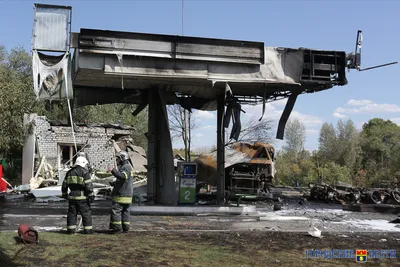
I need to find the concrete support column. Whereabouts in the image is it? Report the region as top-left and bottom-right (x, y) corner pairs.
(147, 88), (177, 205)
(216, 89), (226, 205)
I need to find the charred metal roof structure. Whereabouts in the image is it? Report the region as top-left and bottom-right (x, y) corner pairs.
(30, 3), (376, 205)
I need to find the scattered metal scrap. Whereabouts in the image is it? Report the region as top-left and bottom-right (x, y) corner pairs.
(306, 182), (400, 206)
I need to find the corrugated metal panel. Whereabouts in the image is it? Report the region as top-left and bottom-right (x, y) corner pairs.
(78, 28), (265, 65)
(32, 4), (71, 51)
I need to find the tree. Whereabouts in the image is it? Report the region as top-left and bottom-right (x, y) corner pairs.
(359, 118), (400, 186)
(282, 119), (306, 160)
(0, 46), (46, 182)
(318, 122), (338, 163)
(167, 105), (198, 160)
(225, 117), (274, 145)
(336, 119), (361, 175)
(275, 149), (319, 187)
(317, 119), (361, 185)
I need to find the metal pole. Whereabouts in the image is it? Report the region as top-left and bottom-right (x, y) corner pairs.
(181, 0), (189, 161)
(183, 108), (189, 160)
(188, 111), (191, 161)
(217, 89), (225, 205)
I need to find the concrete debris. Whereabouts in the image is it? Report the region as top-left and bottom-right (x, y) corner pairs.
(338, 234), (349, 238)
(308, 226), (322, 238)
(379, 238), (387, 242)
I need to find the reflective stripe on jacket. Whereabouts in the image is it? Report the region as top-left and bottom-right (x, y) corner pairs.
(111, 162), (134, 204)
(62, 166), (93, 200)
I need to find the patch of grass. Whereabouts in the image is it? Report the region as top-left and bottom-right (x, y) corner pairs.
(0, 231), (398, 267)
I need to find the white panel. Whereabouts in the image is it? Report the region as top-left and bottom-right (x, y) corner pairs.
(33, 5), (71, 51)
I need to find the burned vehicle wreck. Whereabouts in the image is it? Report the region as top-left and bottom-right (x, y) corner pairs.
(195, 142), (276, 197)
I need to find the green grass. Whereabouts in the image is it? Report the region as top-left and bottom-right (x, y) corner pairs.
(0, 231), (396, 267)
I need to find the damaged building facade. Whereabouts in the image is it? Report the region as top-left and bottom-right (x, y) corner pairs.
(22, 113), (136, 185)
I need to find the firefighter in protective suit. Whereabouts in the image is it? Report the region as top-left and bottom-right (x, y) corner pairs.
(108, 150), (133, 233)
(62, 156), (94, 234)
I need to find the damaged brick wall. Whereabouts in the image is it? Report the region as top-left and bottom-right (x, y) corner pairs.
(34, 116), (122, 171)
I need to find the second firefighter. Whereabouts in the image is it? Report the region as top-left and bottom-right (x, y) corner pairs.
(108, 151), (134, 233)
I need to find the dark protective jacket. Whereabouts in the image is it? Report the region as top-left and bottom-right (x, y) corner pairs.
(111, 161), (134, 204)
(62, 165), (94, 200)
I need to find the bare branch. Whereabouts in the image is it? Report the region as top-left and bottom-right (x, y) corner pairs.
(225, 116), (274, 145)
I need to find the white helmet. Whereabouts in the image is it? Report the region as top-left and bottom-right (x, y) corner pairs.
(74, 156), (89, 168)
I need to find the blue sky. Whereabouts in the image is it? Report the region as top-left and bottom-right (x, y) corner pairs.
(1, 0), (399, 152)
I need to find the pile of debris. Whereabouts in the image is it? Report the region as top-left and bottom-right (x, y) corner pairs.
(306, 182), (400, 205)
(2, 136), (148, 201)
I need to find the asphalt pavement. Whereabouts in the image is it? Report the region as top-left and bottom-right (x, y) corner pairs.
(1, 197), (399, 234)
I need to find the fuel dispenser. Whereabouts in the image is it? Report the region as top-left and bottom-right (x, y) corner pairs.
(177, 162), (197, 205)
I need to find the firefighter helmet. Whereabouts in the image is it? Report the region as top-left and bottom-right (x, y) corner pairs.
(116, 150), (129, 162)
(74, 156), (89, 168)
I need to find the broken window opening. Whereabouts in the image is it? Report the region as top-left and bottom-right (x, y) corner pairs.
(58, 143), (83, 167)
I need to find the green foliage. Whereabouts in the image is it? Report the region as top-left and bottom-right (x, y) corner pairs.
(0, 46), (46, 182)
(282, 119), (306, 159)
(275, 150), (319, 187)
(359, 118), (400, 186)
(277, 117), (400, 188)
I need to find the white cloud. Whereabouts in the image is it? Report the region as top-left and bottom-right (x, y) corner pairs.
(193, 110), (215, 119)
(335, 103), (400, 114)
(346, 99), (374, 106)
(289, 111), (323, 126)
(333, 112), (347, 119)
(390, 118), (400, 125)
(242, 103), (277, 118)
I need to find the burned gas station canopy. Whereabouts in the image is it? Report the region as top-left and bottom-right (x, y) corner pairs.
(31, 3), (352, 205)
(71, 28), (347, 108)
